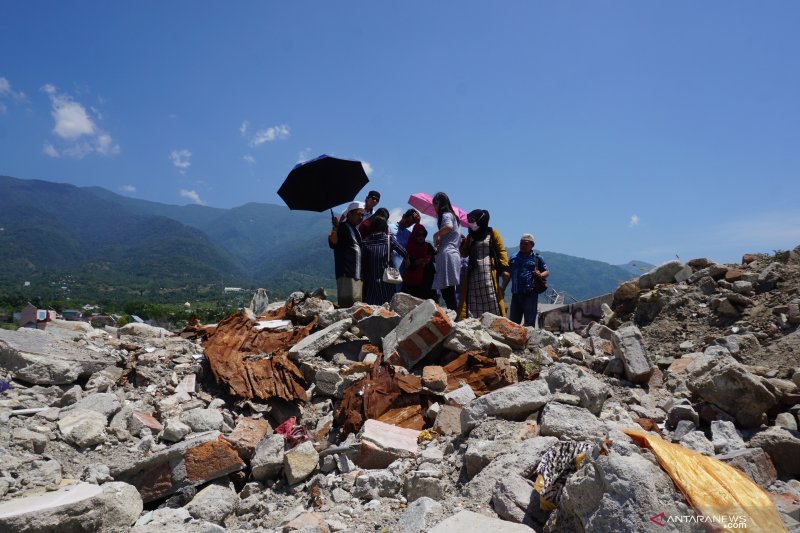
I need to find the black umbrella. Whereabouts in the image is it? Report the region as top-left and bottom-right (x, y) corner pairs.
(277, 155), (369, 213)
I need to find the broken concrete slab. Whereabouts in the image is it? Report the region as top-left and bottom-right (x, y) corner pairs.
(544, 363), (610, 415)
(612, 325), (654, 384)
(461, 379), (551, 431)
(112, 431), (245, 503)
(443, 319), (512, 357)
(184, 483), (239, 525)
(251, 434), (285, 481)
(717, 448), (778, 486)
(686, 354), (776, 427)
(428, 509), (533, 533)
(0, 481), (142, 532)
(58, 409), (108, 448)
(288, 318), (353, 361)
(747, 426), (800, 476)
(538, 402), (607, 440)
(0, 328), (116, 385)
(638, 260), (685, 289)
(355, 419), (419, 469)
(357, 309), (402, 346)
(383, 299), (453, 368)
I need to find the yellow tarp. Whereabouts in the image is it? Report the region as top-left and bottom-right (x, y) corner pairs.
(623, 428), (787, 532)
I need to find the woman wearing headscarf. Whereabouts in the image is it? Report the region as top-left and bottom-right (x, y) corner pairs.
(402, 223), (436, 300)
(360, 216), (408, 305)
(431, 192), (462, 310)
(359, 207), (390, 239)
(457, 209), (509, 320)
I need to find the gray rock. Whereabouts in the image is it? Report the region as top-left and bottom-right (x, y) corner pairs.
(314, 367), (344, 398)
(444, 383), (476, 407)
(639, 260), (685, 289)
(464, 436), (558, 503)
(249, 288), (270, 316)
(357, 312), (402, 346)
(748, 427), (800, 476)
(62, 392), (121, 419)
(715, 333), (761, 359)
(11, 428), (48, 454)
(185, 483), (239, 525)
(443, 319), (512, 357)
(292, 297), (335, 324)
(545, 363), (610, 415)
(160, 419), (191, 442)
(686, 354), (776, 427)
(671, 420), (697, 442)
(396, 496), (442, 533)
(711, 420), (746, 454)
(288, 318), (352, 360)
(353, 469), (402, 500)
(404, 473), (444, 502)
(58, 409), (108, 447)
(389, 292), (425, 317)
(180, 408), (223, 432)
(554, 451), (696, 532)
(492, 473), (543, 526)
(461, 379), (552, 431)
(611, 325), (653, 384)
(776, 413), (798, 431)
(251, 434), (285, 481)
(60, 385), (82, 406)
(100, 482), (144, 530)
(679, 431), (715, 456)
(526, 328), (559, 350)
(0, 328), (116, 385)
(429, 510), (533, 533)
(539, 402), (606, 440)
(666, 400), (699, 430)
(284, 440), (318, 484)
(132, 507), (225, 532)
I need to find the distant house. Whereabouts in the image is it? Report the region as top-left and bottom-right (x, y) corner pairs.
(19, 303), (57, 330)
(224, 287), (245, 293)
(61, 309), (83, 321)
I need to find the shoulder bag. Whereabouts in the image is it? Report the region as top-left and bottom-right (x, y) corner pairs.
(382, 234), (403, 285)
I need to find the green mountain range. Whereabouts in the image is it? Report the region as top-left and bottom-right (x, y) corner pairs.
(0, 175), (640, 306)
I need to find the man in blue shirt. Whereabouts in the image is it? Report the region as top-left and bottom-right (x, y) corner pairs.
(502, 233), (549, 327)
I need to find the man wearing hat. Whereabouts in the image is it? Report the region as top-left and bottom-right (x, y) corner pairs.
(328, 201), (365, 307)
(502, 233), (549, 327)
(363, 190), (381, 219)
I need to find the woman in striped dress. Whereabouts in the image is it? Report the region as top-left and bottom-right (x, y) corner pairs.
(360, 216), (408, 305)
(457, 209), (509, 320)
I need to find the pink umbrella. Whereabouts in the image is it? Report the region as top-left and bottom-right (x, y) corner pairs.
(408, 193), (470, 227)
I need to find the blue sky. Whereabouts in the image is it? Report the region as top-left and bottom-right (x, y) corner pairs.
(1, 2), (798, 265)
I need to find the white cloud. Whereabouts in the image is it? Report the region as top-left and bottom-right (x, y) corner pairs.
(388, 208), (402, 224)
(169, 149), (192, 171)
(0, 77), (26, 100)
(297, 148), (311, 163)
(249, 124), (290, 146)
(42, 143), (60, 158)
(239, 120), (249, 137)
(629, 214), (640, 227)
(180, 189), (206, 205)
(361, 160), (374, 176)
(40, 83), (118, 158)
(243, 154), (256, 164)
(121, 185), (136, 193)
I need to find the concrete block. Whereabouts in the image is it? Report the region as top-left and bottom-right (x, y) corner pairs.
(356, 419), (419, 469)
(479, 313), (528, 349)
(383, 300), (453, 368)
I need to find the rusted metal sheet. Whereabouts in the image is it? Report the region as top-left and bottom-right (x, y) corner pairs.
(443, 351), (517, 396)
(202, 311), (312, 402)
(335, 363), (423, 436)
(377, 405), (426, 430)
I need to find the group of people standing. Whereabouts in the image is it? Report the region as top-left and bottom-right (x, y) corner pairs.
(328, 190), (549, 327)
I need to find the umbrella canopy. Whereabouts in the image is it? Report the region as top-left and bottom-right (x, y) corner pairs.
(408, 192), (470, 227)
(278, 155), (369, 212)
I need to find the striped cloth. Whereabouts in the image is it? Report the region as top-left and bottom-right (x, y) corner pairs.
(361, 233), (407, 305)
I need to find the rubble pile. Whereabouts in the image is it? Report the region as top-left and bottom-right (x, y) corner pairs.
(1, 245), (799, 532)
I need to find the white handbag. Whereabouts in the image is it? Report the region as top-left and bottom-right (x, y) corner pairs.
(382, 233), (403, 285)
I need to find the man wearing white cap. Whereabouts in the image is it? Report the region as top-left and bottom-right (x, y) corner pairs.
(328, 201), (365, 307)
(502, 233), (549, 327)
